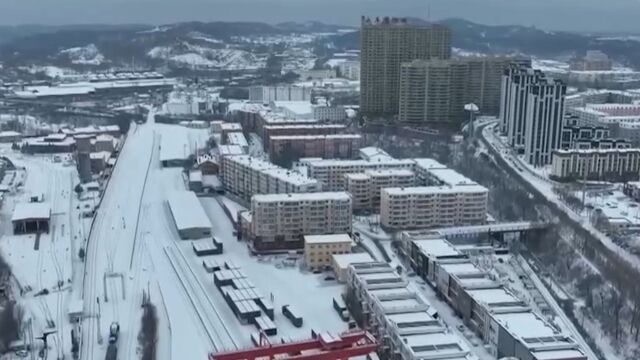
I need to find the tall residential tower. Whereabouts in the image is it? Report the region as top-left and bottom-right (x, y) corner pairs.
(360, 16), (451, 118)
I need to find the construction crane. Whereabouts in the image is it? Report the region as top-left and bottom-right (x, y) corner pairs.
(209, 330), (377, 360)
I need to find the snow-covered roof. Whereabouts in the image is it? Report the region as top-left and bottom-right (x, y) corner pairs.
(491, 311), (563, 341)
(412, 238), (461, 258)
(189, 170), (203, 182)
(332, 253), (374, 270)
(270, 134), (361, 141)
(425, 168), (478, 187)
(304, 234), (353, 245)
(220, 123), (243, 131)
(12, 202), (51, 222)
(261, 168), (318, 187)
(272, 101), (313, 116)
(439, 262), (483, 276)
(226, 132), (248, 148)
(412, 158), (448, 171)
(364, 169), (414, 177)
(467, 288), (521, 305)
(263, 124), (345, 130)
(532, 349), (587, 360)
(359, 147), (391, 161)
(252, 191), (351, 203)
(0, 131), (22, 137)
(383, 185), (488, 196)
(217, 145), (245, 156)
(167, 191), (211, 232)
(400, 332), (470, 359)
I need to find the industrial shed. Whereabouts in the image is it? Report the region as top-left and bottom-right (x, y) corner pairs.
(12, 202), (51, 234)
(167, 191), (212, 240)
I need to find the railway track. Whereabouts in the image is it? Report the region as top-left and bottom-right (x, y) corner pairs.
(164, 246), (237, 352)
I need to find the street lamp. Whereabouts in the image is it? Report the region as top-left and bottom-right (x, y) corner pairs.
(464, 103), (479, 137)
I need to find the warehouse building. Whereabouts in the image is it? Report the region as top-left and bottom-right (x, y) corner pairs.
(220, 155), (320, 202)
(12, 202), (51, 234)
(380, 185), (489, 230)
(345, 262), (475, 360)
(404, 235), (588, 360)
(167, 191), (212, 239)
(245, 192), (352, 252)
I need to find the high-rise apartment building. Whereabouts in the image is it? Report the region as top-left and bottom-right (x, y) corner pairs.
(524, 78), (567, 166)
(360, 16), (451, 117)
(500, 66), (544, 149)
(398, 57), (530, 126)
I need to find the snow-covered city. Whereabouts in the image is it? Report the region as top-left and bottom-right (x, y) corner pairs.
(2, 4), (640, 360)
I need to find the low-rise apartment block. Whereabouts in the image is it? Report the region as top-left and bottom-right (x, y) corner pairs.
(246, 192), (352, 252)
(300, 157), (415, 191)
(262, 124), (346, 150)
(380, 185), (488, 230)
(268, 134), (362, 165)
(226, 132), (249, 153)
(405, 236), (587, 360)
(345, 169), (415, 211)
(304, 234), (353, 271)
(551, 148), (640, 182)
(221, 155), (320, 202)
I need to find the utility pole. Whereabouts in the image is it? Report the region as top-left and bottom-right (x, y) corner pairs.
(96, 297), (102, 345)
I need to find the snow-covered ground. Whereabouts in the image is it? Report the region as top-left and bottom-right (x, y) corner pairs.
(147, 44), (265, 70)
(0, 148), (87, 359)
(59, 44), (106, 66)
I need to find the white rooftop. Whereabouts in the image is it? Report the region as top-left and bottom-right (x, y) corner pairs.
(412, 158), (448, 170)
(365, 169), (414, 177)
(467, 288), (521, 305)
(166, 191), (211, 232)
(269, 134), (362, 140)
(226, 132), (248, 147)
(413, 238), (462, 258)
(12, 202), (51, 222)
(217, 145), (245, 156)
(492, 311), (562, 340)
(304, 234), (353, 245)
(272, 101), (313, 116)
(439, 262), (483, 276)
(426, 168), (478, 187)
(401, 332), (469, 358)
(252, 191), (351, 203)
(383, 185), (488, 196)
(532, 349), (587, 360)
(261, 168), (319, 187)
(331, 253), (374, 270)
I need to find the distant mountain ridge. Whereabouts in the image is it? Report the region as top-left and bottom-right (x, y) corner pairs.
(1, 18), (639, 70)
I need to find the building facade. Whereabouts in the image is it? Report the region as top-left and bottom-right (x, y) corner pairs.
(399, 57), (529, 126)
(220, 155), (320, 202)
(249, 85), (312, 103)
(247, 192), (353, 251)
(360, 16), (451, 117)
(500, 65), (544, 149)
(524, 78), (567, 166)
(550, 148), (640, 182)
(262, 124), (346, 149)
(304, 234), (353, 271)
(268, 134), (362, 165)
(380, 185), (489, 230)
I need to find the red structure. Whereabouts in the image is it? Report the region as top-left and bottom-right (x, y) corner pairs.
(209, 331), (377, 360)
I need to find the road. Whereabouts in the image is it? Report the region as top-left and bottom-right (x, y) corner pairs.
(81, 111), (156, 360)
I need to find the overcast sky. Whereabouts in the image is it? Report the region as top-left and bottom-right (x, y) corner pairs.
(0, 0), (638, 33)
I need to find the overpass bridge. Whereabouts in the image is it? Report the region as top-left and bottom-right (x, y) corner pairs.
(402, 221), (550, 244)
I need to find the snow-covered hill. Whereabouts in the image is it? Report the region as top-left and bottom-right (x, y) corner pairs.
(147, 42), (264, 70)
(58, 44), (105, 65)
